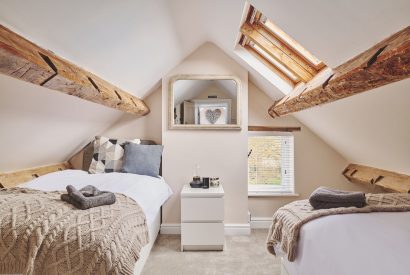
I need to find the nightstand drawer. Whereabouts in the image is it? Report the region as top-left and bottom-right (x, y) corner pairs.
(181, 222), (224, 248)
(181, 197), (224, 222)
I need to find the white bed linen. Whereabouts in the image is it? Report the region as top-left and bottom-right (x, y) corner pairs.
(20, 169), (173, 226)
(281, 211), (410, 275)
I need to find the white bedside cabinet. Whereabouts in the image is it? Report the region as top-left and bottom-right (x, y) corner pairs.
(181, 184), (224, 251)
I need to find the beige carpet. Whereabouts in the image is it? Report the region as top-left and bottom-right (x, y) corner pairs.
(142, 229), (281, 275)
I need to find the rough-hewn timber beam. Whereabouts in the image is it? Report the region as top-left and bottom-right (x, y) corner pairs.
(0, 162), (72, 188)
(269, 26), (410, 117)
(0, 25), (149, 116)
(343, 163), (410, 193)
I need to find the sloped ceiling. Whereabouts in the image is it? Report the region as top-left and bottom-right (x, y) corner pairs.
(0, 0), (409, 173)
(0, 0), (191, 98)
(167, 0), (410, 98)
(166, 0), (410, 174)
(0, 74), (123, 171)
(0, 0), (193, 171)
(294, 79), (410, 175)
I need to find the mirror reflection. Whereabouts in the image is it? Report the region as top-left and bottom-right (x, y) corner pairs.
(173, 79), (238, 126)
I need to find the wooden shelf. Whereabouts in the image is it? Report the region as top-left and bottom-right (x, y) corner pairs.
(343, 163), (410, 193)
(248, 125), (301, 132)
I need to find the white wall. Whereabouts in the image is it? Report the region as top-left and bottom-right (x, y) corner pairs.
(294, 78), (410, 175)
(103, 87), (163, 144)
(162, 42), (249, 224)
(248, 82), (375, 217)
(0, 75), (123, 171)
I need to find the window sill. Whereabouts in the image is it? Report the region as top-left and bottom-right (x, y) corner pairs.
(248, 191), (300, 197)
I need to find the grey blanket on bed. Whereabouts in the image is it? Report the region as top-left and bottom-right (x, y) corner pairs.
(61, 185), (116, 210)
(267, 193), (410, 262)
(309, 187), (366, 209)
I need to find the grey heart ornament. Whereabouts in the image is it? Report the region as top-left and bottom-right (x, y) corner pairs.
(205, 109), (222, 124)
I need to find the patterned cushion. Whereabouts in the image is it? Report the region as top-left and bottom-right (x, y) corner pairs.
(88, 136), (140, 174)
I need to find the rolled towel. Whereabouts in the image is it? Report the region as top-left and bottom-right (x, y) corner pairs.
(309, 187), (366, 209)
(79, 185), (100, 197)
(61, 185), (116, 210)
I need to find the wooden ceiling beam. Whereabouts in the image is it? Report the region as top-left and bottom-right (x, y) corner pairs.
(0, 25), (149, 116)
(268, 26), (410, 117)
(343, 163), (410, 193)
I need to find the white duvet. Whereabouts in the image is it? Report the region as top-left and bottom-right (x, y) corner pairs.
(281, 211), (410, 275)
(21, 169), (173, 226)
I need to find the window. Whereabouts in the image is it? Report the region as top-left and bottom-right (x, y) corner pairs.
(239, 5), (326, 87)
(248, 135), (294, 195)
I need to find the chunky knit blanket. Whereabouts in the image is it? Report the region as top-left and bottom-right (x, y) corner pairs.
(0, 188), (148, 275)
(267, 193), (410, 262)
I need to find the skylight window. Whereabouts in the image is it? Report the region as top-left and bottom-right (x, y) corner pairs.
(239, 5), (326, 86)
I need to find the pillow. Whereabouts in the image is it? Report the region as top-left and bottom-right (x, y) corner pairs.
(82, 142), (95, 170)
(88, 136), (140, 174)
(82, 139), (157, 171)
(122, 143), (163, 178)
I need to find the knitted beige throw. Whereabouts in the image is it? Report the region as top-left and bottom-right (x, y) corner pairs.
(0, 188), (149, 275)
(267, 193), (410, 262)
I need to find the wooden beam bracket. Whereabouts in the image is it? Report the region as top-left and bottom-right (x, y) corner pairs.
(343, 163), (410, 193)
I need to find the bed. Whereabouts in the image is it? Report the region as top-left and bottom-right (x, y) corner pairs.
(15, 169), (172, 275)
(276, 211), (410, 275)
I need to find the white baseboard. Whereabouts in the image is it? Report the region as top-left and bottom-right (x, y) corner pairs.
(250, 217), (272, 229)
(160, 223), (181, 234)
(160, 223), (251, 235)
(224, 223), (251, 235)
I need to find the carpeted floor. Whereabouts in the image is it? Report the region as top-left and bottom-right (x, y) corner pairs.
(142, 229), (281, 275)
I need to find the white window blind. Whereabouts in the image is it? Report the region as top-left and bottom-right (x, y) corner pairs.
(248, 135), (294, 195)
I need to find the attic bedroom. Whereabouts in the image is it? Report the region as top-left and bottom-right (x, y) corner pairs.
(0, 1), (409, 275)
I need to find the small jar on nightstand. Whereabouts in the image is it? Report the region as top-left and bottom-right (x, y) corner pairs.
(180, 183), (224, 251)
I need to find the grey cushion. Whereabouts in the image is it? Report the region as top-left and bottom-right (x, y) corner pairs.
(122, 143), (163, 178)
(82, 142), (94, 171)
(82, 139), (157, 171)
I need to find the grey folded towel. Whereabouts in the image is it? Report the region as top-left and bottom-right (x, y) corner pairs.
(309, 187), (366, 209)
(61, 185), (116, 210)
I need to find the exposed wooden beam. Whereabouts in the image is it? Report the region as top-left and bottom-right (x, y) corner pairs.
(269, 26), (410, 117)
(0, 162), (72, 188)
(0, 25), (149, 116)
(248, 125), (301, 132)
(343, 163), (410, 193)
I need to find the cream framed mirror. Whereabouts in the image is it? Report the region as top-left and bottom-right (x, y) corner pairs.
(168, 75), (241, 130)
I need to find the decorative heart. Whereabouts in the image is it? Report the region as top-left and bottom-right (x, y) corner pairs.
(205, 109), (222, 124)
